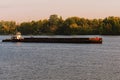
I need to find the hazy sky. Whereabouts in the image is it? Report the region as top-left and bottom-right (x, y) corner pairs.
(0, 0), (120, 22)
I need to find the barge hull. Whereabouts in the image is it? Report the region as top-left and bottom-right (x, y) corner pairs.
(2, 37), (102, 43)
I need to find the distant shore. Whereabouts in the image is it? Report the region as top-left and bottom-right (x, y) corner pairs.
(0, 15), (120, 35)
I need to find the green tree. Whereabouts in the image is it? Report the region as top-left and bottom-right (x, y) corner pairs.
(0, 21), (16, 34)
(18, 22), (34, 35)
(39, 19), (50, 34)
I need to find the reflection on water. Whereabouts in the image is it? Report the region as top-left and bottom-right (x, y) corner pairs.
(0, 36), (120, 80)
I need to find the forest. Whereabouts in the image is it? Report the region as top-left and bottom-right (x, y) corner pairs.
(0, 14), (120, 35)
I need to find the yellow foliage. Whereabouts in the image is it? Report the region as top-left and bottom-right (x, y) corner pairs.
(70, 23), (78, 28)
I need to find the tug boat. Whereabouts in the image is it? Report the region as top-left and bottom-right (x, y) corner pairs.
(2, 32), (102, 43)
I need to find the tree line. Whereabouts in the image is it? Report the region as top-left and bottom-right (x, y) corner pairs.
(0, 14), (120, 35)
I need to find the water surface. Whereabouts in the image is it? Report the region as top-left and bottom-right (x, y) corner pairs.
(0, 35), (120, 80)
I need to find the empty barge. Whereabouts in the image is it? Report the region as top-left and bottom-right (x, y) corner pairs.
(2, 32), (102, 43)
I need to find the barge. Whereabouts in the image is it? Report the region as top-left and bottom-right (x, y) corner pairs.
(2, 32), (102, 43)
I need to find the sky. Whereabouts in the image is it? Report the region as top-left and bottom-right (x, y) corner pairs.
(0, 0), (120, 22)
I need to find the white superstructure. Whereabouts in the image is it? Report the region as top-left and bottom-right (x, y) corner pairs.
(11, 32), (23, 39)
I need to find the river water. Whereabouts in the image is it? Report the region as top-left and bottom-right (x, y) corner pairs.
(0, 35), (120, 80)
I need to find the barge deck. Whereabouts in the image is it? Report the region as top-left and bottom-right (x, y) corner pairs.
(2, 32), (102, 43)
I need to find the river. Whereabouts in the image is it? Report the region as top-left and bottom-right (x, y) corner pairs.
(0, 35), (120, 80)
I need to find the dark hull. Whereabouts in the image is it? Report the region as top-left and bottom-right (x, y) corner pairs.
(2, 37), (102, 43)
